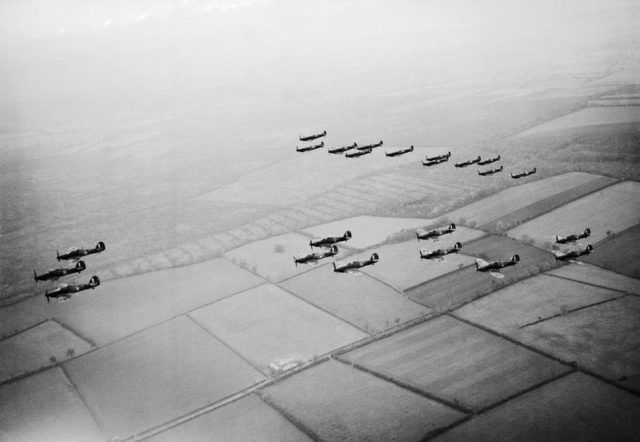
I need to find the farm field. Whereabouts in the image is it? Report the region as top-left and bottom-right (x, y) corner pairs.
(260, 359), (465, 442)
(280, 263), (431, 334)
(189, 284), (367, 372)
(408, 235), (559, 311)
(344, 316), (568, 411)
(224, 232), (339, 283)
(64, 316), (264, 439)
(149, 394), (311, 442)
(454, 274), (624, 334)
(431, 372), (640, 442)
(583, 224), (640, 279)
(442, 172), (606, 228)
(547, 263), (640, 295)
(302, 216), (432, 250)
(0, 368), (104, 442)
(507, 181), (640, 248)
(515, 296), (640, 391)
(0, 320), (93, 383)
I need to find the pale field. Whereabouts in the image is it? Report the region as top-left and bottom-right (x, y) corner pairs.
(0, 367), (103, 442)
(0, 320), (93, 383)
(189, 284), (367, 371)
(260, 359), (465, 442)
(547, 263), (640, 295)
(280, 263), (430, 334)
(515, 296), (640, 390)
(507, 181), (640, 247)
(64, 316), (264, 439)
(442, 172), (604, 227)
(149, 394), (311, 442)
(431, 373), (640, 442)
(515, 106), (640, 137)
(303, 216), (433, 250)
(454, 274), (623, 334)
(344, 316), (568, 411)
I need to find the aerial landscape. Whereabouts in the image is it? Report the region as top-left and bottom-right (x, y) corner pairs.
(1, 0), (639, 441)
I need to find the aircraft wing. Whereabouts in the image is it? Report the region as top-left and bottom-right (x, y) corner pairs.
(475, 258), (489, 267)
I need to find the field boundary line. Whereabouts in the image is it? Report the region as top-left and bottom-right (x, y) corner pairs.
(403, 264), (475, 294)
(0, 318), (48, 342)
(50, 317), (99, 348)
(544, 269), (639, 295)
(255, 392), (323, 442)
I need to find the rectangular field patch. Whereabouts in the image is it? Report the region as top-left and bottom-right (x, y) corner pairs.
(582, 224), (640, 279)
(547, 263), (640, 295)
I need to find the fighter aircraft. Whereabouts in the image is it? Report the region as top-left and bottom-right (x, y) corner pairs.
(356, 141), (383, 150)
(419, 242), (462, 260)
(57, 242), (105, 261)
(346, 148), (372, 158)
(296, 141), (324, 152)
(299, 130), (327, 142)
(511, 168), (536, 179)
(425, 151), (451, 162)
(333, 253), (379, 273)
(454, 156), (481, 168)
(478, 155), (501, 166)
(478, 165), (503, 176)
(552, 245), (593, 261)
(422, 157), (449, 167)
(328, 143), (358, 154)
(310, 231), (352, 248)
(294, 245), (339, 266)
(555, 228), (591, 244)
(385, 145), (414, 157)
(34, 261), (86, 282)
(416, 223), (456, 241)
(475, 255), (520, 278)
(45, 276), (100, 303)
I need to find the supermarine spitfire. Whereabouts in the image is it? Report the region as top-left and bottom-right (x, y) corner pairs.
(310, 231), (352, 248)
(416, 223), (456, 241)
(475, 255), (520, 278)
(555, 228), (591, 244)
(419, 242), (462, 260)
(57, 241), (105, 261)
(34, 261), (86, 282)
(511, 168), (536, 179)
(328, 143), (358, 154)
(385, 145), (414, 157)
(478, 155), (501, 166)
(294, 245), (339, 266)
(478, 165), (503, 176)
(454, 156), (481, 168)
(346, 148), (372, 158)
(333, 253), (379, 273)
(45, 276), (100, 302)
(357, 141), (383, 150)
(299, 130), (327, 142)
(296, 141), (324, 152)
(425, 152), (451, 162)
(552, 245), (593, 261)
(422, 157), (449, 167)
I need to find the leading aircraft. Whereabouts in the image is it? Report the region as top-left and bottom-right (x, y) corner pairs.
(478, 165), (503, 176)
(294, 245), (339, 266)
(552, 245), (593, 261)
(296, 141), (324, 152)
(45, 276), (100, 303)
(333, 253), (379, 273)
(417, 223), (456, 241)
(555, 228), (591, 244)
(356, 141), (383, 150)
(425, 151), (451, 162)
(57, 241), (105, 261)
(454, 156), (481, 168)
(419, 242), (462, 260)
(385, 145), (414, 157)
(476, 255), (520, 278)
(478, 155), (501, 166)
(511, 168), (536, 179)
(299, 130), (326, 142)
(34, 261), (86, 282)
(328, 143), (358, 154)
(310, 231), (352, 248)
(346, 148), (372, 158)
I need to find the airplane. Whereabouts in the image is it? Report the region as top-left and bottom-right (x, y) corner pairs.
(422, 157), (449, 167)
(34, 261), (86, 282)
(294, 245), (339, 266)
(346, 148), (372, 158)
(299, 130), (327, 142)
(385, 145), (414, 157)
(45, 276), (100, 303)
(416, 223), (456, 241)
(552, 245), (593, 261)
(296, 141), (324, 152)
(57, 242), (105, 261)
(425, 151), (451, 162)
(454, 156), (481, 168)
(555, 228), (591, 244)
(478, 155), (501, 166)
(478, 165), (503, 176)
(419, 242), (462, 260)
(511, 167), (536, 179)
(475, 255), (520, 278)
(356, 140), (383, 150)
(310, 231), (352, 248)
(328, 143), (358, 154)
(333, 253), (379, 273)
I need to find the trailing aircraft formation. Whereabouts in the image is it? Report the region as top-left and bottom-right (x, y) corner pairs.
(296, 129), (536, 178)
(33, 241), (105, 302)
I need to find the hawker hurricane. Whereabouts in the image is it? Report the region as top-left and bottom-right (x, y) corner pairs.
(296, 141), (324, 152)
(333, 253), (379, 273)
(310, 231), (352, 248)
(57, 242), (105, 261)
(419, 242), (462, 260)
(511, 168), (536, 179)
(294, 245), (339, 266)
(385, 145), (414, 157)
(45, 276), (100, 303)
(299, 130), (327, 142)
(34, 261), (86, 282)
(416, 223), (456, 241)
(555, 228), (591, 244)
(475, 255), (520, 279)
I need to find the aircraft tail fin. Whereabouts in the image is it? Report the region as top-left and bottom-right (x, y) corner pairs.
(56, 250), (60, 261)
(89, 275), (100, 287)
(33, 270), (38, 282)
(293, 257), (297, 267)
(332, 262), (337, 271)
(76, 260), (86, 271)
(46, 293), (50, 303)
(512, 254), (521, 263)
